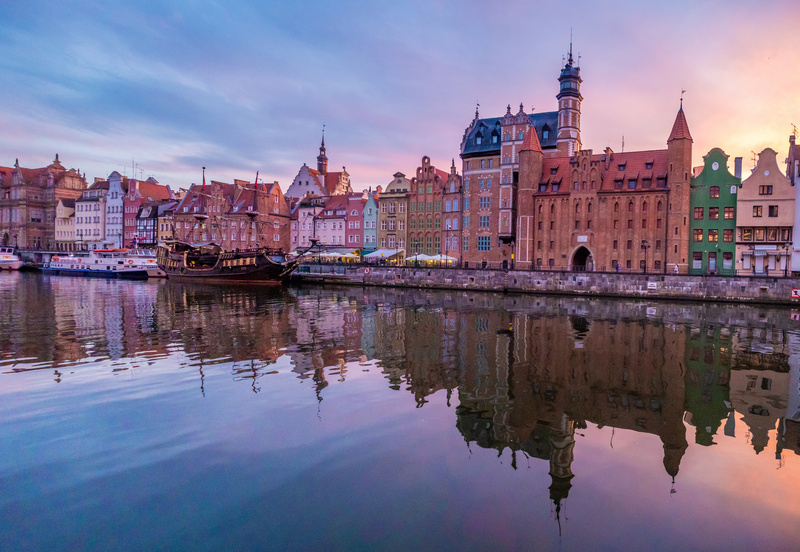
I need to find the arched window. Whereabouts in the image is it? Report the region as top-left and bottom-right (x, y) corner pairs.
(587, 203), (592, 213)
(657, 201), (663, 211)
(550, 203), (555, 214)
(614, 202), (619, 213)
(642, 202), (648, 212)
(538, 204), (543, 214)
(575, 203), (580, 214)
(628, 202), (634, 212)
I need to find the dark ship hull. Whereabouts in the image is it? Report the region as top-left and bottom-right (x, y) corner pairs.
(157, 242), (299, 284)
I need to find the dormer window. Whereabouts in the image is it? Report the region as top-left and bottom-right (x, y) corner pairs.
(491, 132), (499, 144)
(628, 179), (637, 189)
(645, 162), (654, 170)
(550, 168), (557, 175)
(618, 164), (626, 171)
(475, 133), (483, 145)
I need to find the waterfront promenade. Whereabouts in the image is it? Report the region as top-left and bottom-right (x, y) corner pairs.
(293, 264), (800, 305)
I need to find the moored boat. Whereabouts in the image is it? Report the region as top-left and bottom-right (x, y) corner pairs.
(124, 249), (167, 278)
(43, 249), (149, 279)
(156, 242), (300, 283)
(0, 247), (23, 270)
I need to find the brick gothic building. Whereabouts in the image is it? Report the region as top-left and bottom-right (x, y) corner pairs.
(459, 49), (694, 272)
(407, 156), (460, 257)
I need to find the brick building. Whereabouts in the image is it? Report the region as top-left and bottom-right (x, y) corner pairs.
(174, 179), (290, 252)
(459, 48), (693, 272)
(407, 156), (448, 257)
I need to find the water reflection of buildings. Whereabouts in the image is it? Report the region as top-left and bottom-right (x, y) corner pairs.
(4, 275), (800, 476)
(381, 293), (800, 527)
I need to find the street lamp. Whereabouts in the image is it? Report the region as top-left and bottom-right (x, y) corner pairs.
(13, 234), (17, 248)
(785, 241), (791, 277)
(640, 240), (650, 273)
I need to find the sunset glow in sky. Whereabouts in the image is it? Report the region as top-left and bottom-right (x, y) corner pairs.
(1, 0), (799, 191)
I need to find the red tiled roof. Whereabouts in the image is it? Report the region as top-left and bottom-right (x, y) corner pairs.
(538, 149), (669, 194)
(324, 172), (342, 195)
(137, 180), (171, 201)
(520, 127), (542, 152)
(668, 107), (693, 142)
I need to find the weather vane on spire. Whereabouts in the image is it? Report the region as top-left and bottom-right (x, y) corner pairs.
(680, 88), (686, 108)
(568, 28), (574, 65)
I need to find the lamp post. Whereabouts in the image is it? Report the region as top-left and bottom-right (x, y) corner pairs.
(785, 241), (791, 277)
(13, 234), (17, 248)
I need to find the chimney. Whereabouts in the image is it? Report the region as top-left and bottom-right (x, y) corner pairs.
(734, 157), (742, 179)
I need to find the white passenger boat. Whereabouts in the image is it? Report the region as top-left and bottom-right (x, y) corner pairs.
(44, 249), (150, 279)
(124, 249), (167, 278)
(0, 247), (23, 270)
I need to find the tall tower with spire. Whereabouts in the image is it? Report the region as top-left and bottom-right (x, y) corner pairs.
(316, 130), (328, 176)
(556, 41), (582, 156)
(666, 101), (693, 272)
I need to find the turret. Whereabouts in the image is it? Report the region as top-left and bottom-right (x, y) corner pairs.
(556, 42), (582, 156)
(316, 131), (328, 175)
(666, 101), (693, 272)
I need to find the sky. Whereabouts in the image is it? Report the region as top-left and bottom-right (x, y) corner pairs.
(1, 0), (799, 192)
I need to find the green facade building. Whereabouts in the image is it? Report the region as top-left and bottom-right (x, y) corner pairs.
(689, 148), (741, 275)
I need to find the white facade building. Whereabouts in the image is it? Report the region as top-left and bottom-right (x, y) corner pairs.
(104, 171), (126, 248)
(75, 181), (108, 250)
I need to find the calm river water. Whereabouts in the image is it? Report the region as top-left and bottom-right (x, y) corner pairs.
(1, 272), (799, 551)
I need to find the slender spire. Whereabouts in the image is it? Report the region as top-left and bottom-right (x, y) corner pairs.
(568, 29), (574, 66)
(668, 102), (693, 142)
(317, 126), (328, 175)
(475, 102), (480, 120)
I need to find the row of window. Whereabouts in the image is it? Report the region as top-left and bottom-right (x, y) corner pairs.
(693, 229), (735, 242)
(752, 205), (779, 217)
(409, 201), (442, 212)
(379, 238), (405, 248)
(612, 178), (668, 191)
(693, 207), (736, 220)
(741, 227), (792, 242)
(379, 203), (404, 214)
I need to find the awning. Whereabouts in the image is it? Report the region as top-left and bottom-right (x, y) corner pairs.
(364, 248), (405, 258)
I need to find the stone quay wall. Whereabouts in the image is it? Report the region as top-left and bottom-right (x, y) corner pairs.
(292, 264), (800, 306)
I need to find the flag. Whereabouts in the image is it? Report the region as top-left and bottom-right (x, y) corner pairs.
(255, 171), (259, 188)
(202, 166), (206, 190)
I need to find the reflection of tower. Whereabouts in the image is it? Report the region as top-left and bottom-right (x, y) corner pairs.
(549, 416), (576, 535)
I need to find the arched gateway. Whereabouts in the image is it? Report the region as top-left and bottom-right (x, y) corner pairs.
(571, 246), (594, 272)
